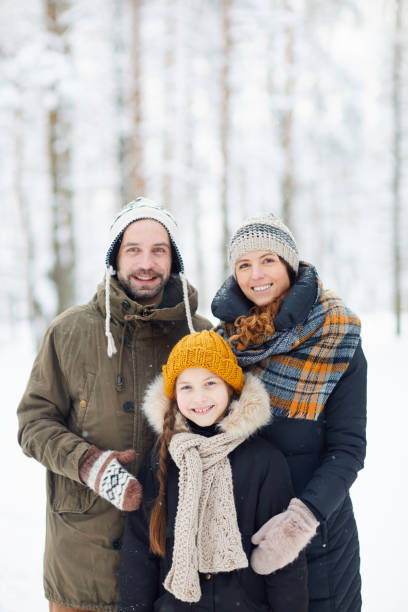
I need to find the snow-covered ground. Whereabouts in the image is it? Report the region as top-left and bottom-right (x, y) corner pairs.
(1, 314), (406, 611)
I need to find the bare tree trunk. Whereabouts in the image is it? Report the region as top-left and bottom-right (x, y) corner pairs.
(113, 0), (127, 204)
(127, 0), (145, 200)
(184, 5), (205, 296)
(14, 108), (45, 347)
(220, 0), (232, 278)
(279, 0), (295, 228)
(162, 0), (176, 208)
(47, 0), (75, 315)
(392, 0), (402, 335)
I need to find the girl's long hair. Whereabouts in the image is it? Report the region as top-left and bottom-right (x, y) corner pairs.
(229, 259), (296, 351)
(149, 399), (179, 557)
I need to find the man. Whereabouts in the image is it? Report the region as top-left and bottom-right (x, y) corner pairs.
(17, 198), (211, 612)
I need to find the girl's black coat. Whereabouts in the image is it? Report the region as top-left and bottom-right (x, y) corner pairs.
(118, 435), (308, 612)
(211, 270), (368, 612)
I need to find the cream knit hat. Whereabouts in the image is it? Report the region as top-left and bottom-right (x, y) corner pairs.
(106, 197), (184, 274)
(228, 213), (299, 275)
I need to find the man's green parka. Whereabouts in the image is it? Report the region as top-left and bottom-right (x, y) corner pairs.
(17, 275), (211, 612)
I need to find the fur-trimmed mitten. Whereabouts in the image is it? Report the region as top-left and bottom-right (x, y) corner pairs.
(250, 498), (319, 574)
(79, 445), (142, 511)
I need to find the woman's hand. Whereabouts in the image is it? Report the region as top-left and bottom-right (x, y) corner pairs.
(251, 498), (319, 574)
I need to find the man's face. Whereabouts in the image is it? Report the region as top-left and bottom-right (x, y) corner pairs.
(116, 219), (172, 306)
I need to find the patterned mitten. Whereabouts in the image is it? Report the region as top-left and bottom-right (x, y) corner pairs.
(79, 445), (142, 511)
(250, 498), (318, 574)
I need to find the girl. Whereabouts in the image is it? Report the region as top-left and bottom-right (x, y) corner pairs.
(211, 213), (367, 612)
(118, 330), (309, 612)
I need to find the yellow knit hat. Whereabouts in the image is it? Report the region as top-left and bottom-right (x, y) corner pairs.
(162, 330), (244, 399)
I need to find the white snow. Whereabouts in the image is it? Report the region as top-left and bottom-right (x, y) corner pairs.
(0, 314), (406, 610)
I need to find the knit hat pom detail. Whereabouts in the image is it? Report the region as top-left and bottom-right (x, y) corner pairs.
(162, 330), (244, 398)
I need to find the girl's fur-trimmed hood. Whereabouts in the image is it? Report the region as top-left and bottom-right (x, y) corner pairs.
(141, 372), (271, 438)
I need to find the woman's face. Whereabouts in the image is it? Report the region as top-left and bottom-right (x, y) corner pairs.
(235, 250), (291, 307)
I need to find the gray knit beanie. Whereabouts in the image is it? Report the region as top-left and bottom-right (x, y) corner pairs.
(104, 197), (194, 357)
(228, 213), (299, 275)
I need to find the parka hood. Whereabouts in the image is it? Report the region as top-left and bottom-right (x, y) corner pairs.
(141, 373), (271, 439)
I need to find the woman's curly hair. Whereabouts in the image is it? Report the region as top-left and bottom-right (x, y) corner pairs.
(228, 297), (285, 350)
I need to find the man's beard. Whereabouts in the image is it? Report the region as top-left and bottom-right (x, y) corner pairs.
(117, 268), (170, 304)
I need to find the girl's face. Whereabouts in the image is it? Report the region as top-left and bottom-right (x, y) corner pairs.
(175, 367), (231, 427)
(235, 250), (291, 307)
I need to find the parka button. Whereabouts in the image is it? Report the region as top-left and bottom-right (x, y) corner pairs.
(123, 401), (134, 413)
(122, 300), (130, 310)
(204, 573), (212, 580)
(116, 374), (124, 387)
(112, 539), (121, 550)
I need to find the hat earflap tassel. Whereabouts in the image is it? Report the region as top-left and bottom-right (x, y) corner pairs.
(180, 272), (195, 334)
(105, 266), (117, 357)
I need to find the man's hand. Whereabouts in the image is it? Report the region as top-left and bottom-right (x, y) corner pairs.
(79, 445), (142, 511)
(251, 498), (319, 574)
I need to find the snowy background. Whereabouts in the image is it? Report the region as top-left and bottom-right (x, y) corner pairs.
(2, 0), (407, 335)
(1, 0), (408, 609)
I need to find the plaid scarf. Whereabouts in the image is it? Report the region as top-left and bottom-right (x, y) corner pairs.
(218, 282), (361, 421)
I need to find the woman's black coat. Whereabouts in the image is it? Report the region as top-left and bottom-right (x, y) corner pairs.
(262, 343), (367, 612)
(118, 433), (308, 612)
(211, 268), (367, 612)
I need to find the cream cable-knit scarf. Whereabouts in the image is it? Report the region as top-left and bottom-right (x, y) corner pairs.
(164, 431), (249, 603)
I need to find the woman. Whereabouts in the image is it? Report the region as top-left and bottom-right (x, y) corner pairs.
(211, 213), (367, 612)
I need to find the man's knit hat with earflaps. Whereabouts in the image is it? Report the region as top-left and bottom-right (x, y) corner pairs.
(104, 197), (195, 357)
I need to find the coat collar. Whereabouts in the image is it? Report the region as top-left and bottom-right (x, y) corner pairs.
(211, 261), (319, 329)
(95, 274), (199, 324)
(141, 373), (271, 439)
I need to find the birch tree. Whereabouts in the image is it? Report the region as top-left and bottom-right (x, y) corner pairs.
(112, 0), (128, 204)
(14, 107), (46, 345)
(220, 0), (232, 277)
(162, 0), (176, 208)
(46, 0), (75, 314)
(392, 0), (403, 335)
(128, 0), (145, 201)
(184, 4), (205, 295)
(279, 0), (296, 228)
